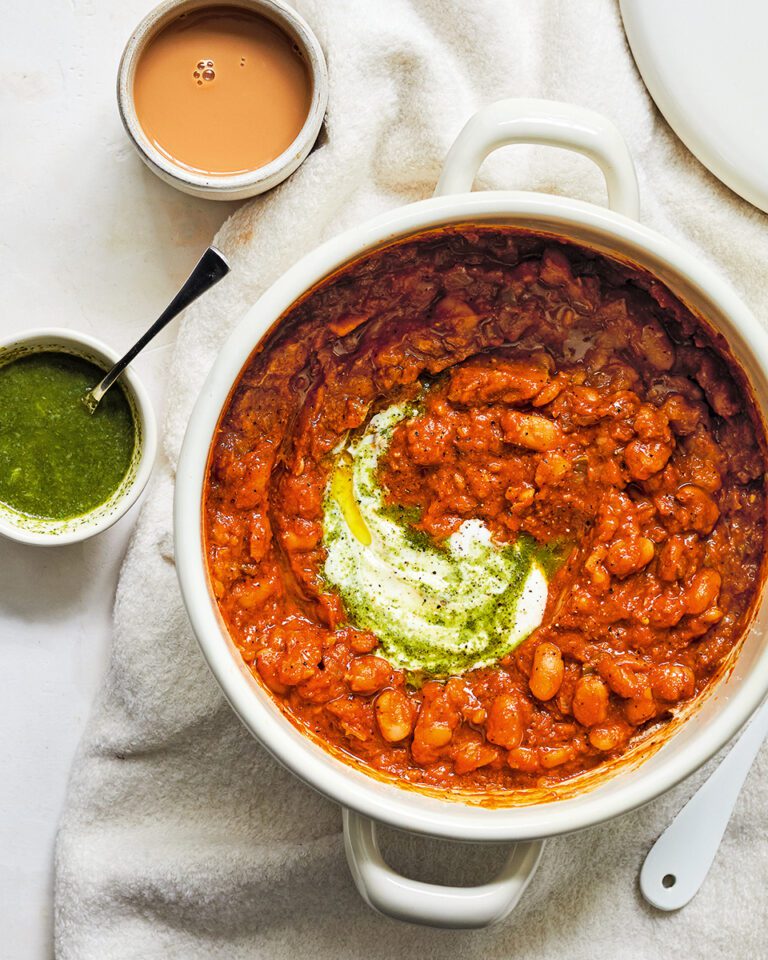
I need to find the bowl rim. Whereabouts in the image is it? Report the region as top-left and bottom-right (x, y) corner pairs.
(0, 327), (158, 546)
(117, 0), (329, 197)
(175, 189), (768, 840)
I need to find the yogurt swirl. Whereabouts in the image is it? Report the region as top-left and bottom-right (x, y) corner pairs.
(323, 403), (549, 676)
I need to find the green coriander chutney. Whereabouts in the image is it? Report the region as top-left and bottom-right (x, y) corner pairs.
(0, 352), (135, 520)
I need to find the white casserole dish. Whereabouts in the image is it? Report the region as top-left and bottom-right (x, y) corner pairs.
(174, 99), (768, 928)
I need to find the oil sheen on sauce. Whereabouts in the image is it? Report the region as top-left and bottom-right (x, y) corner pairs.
(133, 7), (311, 176)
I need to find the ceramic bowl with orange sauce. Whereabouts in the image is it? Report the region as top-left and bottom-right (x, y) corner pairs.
(117, 0), (328, 200)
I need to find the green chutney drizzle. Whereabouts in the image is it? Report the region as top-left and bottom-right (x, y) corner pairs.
(0, 352), (136, 520)
(322, 401), (566, 678)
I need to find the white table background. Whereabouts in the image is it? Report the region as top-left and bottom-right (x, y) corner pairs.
(2, 2), (240, 955)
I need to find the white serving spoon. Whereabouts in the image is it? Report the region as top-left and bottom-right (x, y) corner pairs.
(640, 698), (768, 910)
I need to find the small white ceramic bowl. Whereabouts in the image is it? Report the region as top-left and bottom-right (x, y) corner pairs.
(117, 0), (329, 201)
(0, 328), (157, 546)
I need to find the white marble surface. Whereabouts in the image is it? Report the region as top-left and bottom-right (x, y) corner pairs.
(1, 2), (239, 955)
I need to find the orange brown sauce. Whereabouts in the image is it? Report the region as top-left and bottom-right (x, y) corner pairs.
(134, 7), (310, 175)
(204, 227), (768, 795)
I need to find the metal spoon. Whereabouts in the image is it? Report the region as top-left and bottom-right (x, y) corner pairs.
(640, 697), (768, 910)
(83, 245), (230, 413)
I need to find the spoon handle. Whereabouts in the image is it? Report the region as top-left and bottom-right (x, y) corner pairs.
(88, 246), (230, 406)
(640, 698), (768, 910)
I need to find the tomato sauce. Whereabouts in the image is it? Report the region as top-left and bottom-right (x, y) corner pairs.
(204, 227), (768, 794)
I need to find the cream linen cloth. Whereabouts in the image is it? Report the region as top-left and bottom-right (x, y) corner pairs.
(55, 1), (768, 956)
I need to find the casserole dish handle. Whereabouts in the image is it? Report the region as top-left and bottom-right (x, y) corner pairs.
(434, 98), (640, 219)
(343, 809), (544, 928)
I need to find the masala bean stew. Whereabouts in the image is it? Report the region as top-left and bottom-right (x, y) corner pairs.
(204, 227), (767, 795)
